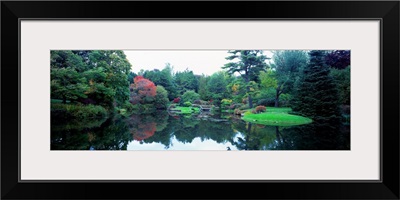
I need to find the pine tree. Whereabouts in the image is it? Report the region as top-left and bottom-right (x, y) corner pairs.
(291, 50), (341, 126)
(223, 50), (268, 108)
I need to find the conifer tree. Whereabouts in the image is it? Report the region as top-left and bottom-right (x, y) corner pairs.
(291, 50), (341, 126)
(223, 50), (268, 108)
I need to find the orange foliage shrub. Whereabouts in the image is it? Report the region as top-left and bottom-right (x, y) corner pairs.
(255, 106), (266, 113)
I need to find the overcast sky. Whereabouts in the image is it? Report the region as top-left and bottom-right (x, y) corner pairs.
(124, 50), (273, 76)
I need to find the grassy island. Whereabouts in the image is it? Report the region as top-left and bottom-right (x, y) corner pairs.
(242, 107), (312, 126)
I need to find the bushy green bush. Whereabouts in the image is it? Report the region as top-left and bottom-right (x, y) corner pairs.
(183, 101), (192, 107)
(154, 85), (169, 109)
(221, 99), (232, 105)
(243, 111), (252, 116)
(181, 90), (200, 105)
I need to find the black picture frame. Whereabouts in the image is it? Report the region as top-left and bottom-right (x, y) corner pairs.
(1, 1), (399, 199)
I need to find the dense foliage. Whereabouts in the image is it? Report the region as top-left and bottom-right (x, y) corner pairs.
(222, 50), (269, 108)
(270, 50), (308, 107)
(51, 50), (351, 151)
(291, 50), (342, 126)
(51, 50), (350, 126)
(51, 50), (131, 107)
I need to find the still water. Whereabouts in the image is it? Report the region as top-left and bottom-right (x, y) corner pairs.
(51, 111), (350, 150)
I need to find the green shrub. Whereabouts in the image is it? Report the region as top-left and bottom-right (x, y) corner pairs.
(243, 111), (252, 116)
(183, 101), (192, 107)
(181, 91), (200, 105)
(154, 85), (169, 109)
(221, 99), (232, 105)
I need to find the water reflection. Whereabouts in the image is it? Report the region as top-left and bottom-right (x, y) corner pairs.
(128, 135), (240, 150)
(51, 111), (350, 150)
(51, 115), (132, 150)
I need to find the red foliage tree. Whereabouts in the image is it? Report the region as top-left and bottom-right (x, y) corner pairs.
(129, 76), (157, 104)
(173, 97), (181, 103)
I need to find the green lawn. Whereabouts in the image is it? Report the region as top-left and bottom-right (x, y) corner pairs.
(244, 107), (292, 113)
(175, 106), (200, 114)
(265, 107), (292, 113)
(242, 107), (312, 126)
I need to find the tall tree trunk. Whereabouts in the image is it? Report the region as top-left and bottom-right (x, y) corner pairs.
(248, 93), (253, 108)
(275, 93), (280, 107)
(275, 84), (282, 107)
(245, 75), (253, 108)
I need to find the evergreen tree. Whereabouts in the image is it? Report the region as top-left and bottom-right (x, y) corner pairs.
(174, 69), (198, 95)
(291, 50), (341, 126)
(143, 64), (178, 100)
(207, 71), (228, 106)
(198, 74), (210, 100)
(223, 50), (268, 108)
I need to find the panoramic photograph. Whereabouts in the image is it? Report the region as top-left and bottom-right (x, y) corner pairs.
(50, 50), (350, 150)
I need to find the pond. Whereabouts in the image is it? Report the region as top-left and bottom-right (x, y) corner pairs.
(51, 111), (350, 150)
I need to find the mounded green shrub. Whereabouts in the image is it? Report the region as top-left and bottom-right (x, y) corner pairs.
(184, 101), (192, 107)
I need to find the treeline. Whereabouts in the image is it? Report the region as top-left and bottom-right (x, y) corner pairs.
(51, 50), (350, 122)
(129, 50), (350, 119)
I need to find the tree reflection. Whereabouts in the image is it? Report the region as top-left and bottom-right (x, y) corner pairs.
(127, 112), (171, 144)
(268, 120), (350, 150)
(51, 113), (350, 150)
(51, 115), (132, 150)
(231, 122), (277, 150)
(128, 115), (158, 141)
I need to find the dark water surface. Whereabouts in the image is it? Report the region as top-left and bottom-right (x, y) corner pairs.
(51, 111), (350, 150)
